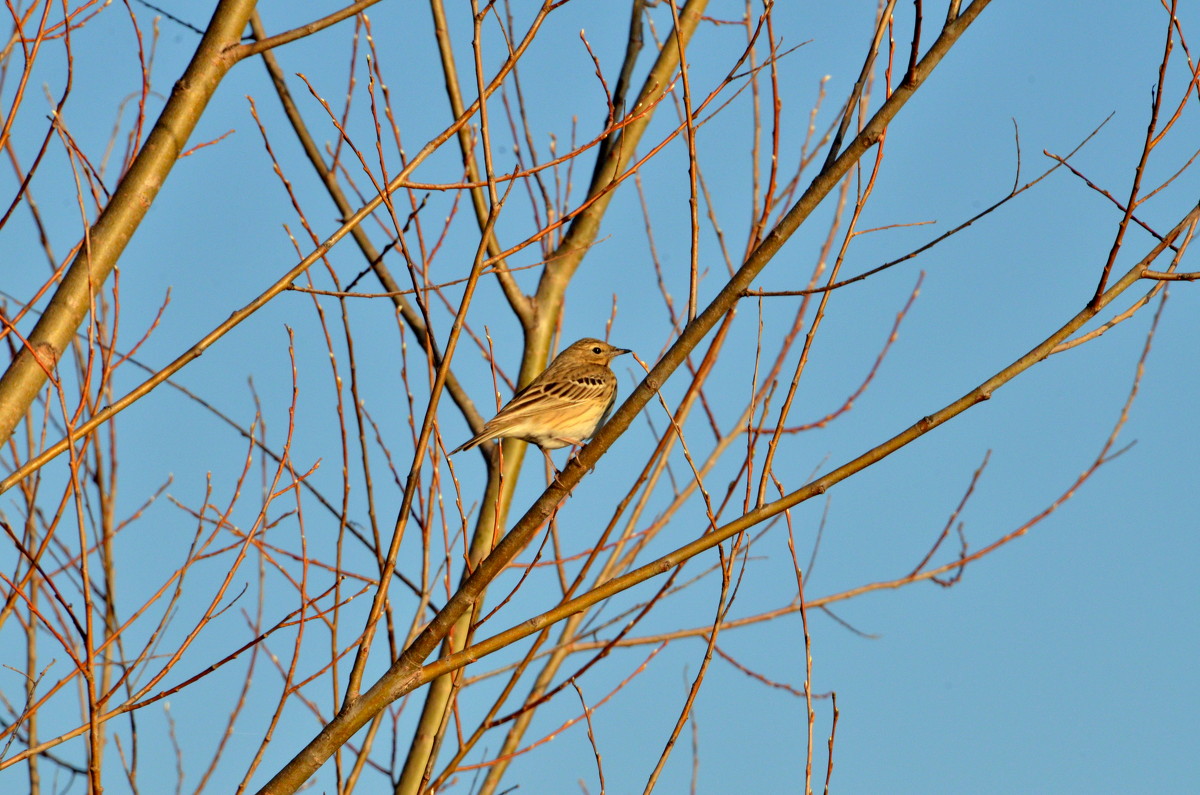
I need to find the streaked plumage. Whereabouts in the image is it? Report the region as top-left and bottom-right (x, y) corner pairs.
(450, 338), (631, 455)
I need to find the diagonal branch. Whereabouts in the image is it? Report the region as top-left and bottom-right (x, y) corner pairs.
(417, 198), (1200, 690)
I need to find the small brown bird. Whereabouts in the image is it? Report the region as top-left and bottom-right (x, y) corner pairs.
(449, 338), (631, 457)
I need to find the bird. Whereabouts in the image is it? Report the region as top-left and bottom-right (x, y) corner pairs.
(449, 338), (631, 460)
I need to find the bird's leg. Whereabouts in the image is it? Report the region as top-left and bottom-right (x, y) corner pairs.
(537, 445), (560, 474)
(540, 445), (586, 495)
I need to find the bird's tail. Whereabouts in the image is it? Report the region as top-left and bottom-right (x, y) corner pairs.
(448, 432), (490, 455)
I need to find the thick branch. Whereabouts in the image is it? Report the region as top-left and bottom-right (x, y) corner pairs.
(0, 0), (259, 446)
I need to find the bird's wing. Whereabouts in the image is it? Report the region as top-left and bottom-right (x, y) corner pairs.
(449, 371), (614, 453)
(496, 372), (613, 423)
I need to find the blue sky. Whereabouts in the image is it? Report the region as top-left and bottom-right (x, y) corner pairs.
(2, 1), (1198, 793)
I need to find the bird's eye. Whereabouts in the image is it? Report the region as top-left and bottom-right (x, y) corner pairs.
(592, 346), (602, 354)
